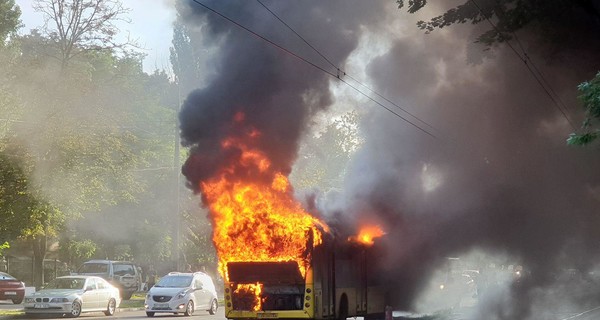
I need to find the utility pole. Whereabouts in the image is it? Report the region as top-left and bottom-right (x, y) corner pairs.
(174, 111), (181, 272)
(173, 57), (183, 273)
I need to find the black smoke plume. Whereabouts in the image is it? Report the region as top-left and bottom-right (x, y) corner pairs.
(178, 0), (385, 195)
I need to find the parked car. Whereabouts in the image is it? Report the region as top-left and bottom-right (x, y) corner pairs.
(23, 275), (120, 318)
(0, 272), (25, 304)
(145, 271), (218, 317)
(75, 260), (141, 300)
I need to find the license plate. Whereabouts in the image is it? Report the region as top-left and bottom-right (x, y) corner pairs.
(34, 303), (49, 308)
(4, 291), (16, 295)
(257, 313), (278, 318)
(154, 303), (169, 309)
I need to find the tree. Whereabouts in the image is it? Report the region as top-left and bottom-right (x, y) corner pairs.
(397, 0), (600, 48)
(292, 111), (364, 190)
(0, 150), (37, 245)
(0, 0), (21, 45)
(0, 2), (185, 281)
(170, 19), (204, 97)
(0, 145), (65, 287)
(0, 26), (180, 285)
(397, 0), (600, 146)
(568, 72), (600, 146)
(32, 0), (133, 69)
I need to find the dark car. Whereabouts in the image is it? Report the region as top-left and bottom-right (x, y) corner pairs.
(74, 260), (141, 300)
(0, 271), (25, 304)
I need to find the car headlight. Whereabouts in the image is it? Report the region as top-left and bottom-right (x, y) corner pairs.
(176, 291), (187, 299)
(25, 298), (36, 303)
(50, 298), (70, 303)
(146, 294), (151, 300)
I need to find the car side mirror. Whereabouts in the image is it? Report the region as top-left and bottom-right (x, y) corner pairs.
(85, 285), (94, 291)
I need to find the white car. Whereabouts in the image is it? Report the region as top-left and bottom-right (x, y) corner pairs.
(23, 275), (121, 317)
(145, 271), (218, 317)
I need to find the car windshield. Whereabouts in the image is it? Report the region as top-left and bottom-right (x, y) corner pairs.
(77, 263), (108, 273)
(155, 275), (192, 288)
(0, 272), (16, 280)
(45, 278), (86, 290)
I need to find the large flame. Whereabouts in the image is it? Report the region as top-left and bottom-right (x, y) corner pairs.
(349, 225), (385, 245)
(200, 113), (327, 280)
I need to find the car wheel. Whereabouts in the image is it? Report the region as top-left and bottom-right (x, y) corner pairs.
(11, 297), (23, 304)
(209, 299), (218, 315)
(184, 300), (194, 316)
(146, 311), (155, 317)
(104, 298), (117, 316)
(69, 300), (82, 318)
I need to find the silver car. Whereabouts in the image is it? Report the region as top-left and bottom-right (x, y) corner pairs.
(145, 271), (218, 317)
(23, 275), (121, 317)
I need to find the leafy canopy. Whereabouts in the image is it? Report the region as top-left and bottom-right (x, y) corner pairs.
(568, 72), (600, 146)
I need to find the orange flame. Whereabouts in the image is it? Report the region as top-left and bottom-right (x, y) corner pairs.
(199, 116), (328, 281)
(234, 283), (263, 311)
(349, 225), (385, 245)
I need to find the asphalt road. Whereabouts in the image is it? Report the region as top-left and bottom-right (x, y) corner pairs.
(4, 300), (600, 320)
(0, 301), (226, 319)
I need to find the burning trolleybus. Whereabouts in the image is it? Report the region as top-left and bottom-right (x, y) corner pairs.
(223, 233), (389, 320)
(195, 112), (390, 320)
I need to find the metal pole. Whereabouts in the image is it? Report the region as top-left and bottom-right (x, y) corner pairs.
(173, 55), (183, 273)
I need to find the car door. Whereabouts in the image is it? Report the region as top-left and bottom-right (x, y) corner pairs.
(95, 278), (112, 309)
(82, 278), (99, 310)
(193, 277), (209, 309)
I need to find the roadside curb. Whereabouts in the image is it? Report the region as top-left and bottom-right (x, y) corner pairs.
(0, 307), (146, 318)
(118, 307), (145, 312)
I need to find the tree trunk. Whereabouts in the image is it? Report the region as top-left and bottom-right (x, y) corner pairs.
(32, 236), (47, 289)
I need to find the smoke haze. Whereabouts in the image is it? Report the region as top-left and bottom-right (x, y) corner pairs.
(176, 0), (600, 318)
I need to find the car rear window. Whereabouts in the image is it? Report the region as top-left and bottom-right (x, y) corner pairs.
(78, 263), (109, 273)
(113, 264), (135, 276)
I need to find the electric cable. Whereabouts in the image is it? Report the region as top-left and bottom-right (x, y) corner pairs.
(256, 0), (442, 135)
(470, 0), (576, 130)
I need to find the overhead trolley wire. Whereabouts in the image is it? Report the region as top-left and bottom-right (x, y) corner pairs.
(510, 32), (574, 124)
(490, 0), (575, 129)
(256, 0), (442, 135)
(189, 0), (439, 140)
(256, 0), (340, 72)
(470, 0), (577, 130)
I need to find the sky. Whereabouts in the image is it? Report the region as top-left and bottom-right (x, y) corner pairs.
(15, 0), (176, 73)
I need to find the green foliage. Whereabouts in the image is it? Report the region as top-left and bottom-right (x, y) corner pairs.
(0, 1), (209, 281)
(397, 0), (596, 47)
(396, 0), (427, 14)
(58, 238), (97, 266)
(0, 150), (38, 243)
(0, 242), (9, 256)
(170, 19), (208, 96)
(568, 72), (600, 146)
(292, 111), (364, 190)
(0, 0), (21, 45)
